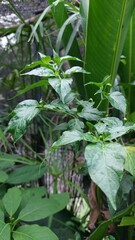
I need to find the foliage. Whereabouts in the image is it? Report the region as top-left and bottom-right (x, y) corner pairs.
(1, 0), (135, 240)
(7, 50), (135, 239)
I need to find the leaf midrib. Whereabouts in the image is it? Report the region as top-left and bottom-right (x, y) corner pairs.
(111, 0), (128, 83)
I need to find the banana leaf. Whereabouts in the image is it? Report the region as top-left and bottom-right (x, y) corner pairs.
(84, 0), (135, 109)
(119, 10), (135, 115)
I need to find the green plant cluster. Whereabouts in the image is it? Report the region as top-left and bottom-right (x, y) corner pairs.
(1, 0), (135, 239)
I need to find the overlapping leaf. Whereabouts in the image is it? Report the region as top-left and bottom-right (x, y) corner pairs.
(95, 117), (135, 140)
(3, 187), (22, 217)
(18, 193), (69, 222)
(85, 142), (126, 209)
(13, 225), (58, 240)
(77, 100), (103, 121)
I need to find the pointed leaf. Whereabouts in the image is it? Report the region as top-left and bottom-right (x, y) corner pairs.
(0, 221), (10, 240)
(47, 0), (85, 97)
(22, 67), (55, 77)
(0, 171), (8, 183)
(108, 91), (126, 115)
(51, 130), (84, 150)
(49, 78), (73, 103)
(18, 192), (69, 222)
(7, 165), (47, 184)
(3, 187), (22, 217)
(8, 100), (40, 142)
(13, 225), (58, 240)
(125, 146), (135, 177)
(77, 101), (103, 121)
(85, 143), (126, 209)
(14, 80), (48, 98)
(119, 216), (135, 226)
(51, 130), (96, 151)
(65, 66), (89, 75)
(95, 117), (135, 140)
(60, 55), (82, 64)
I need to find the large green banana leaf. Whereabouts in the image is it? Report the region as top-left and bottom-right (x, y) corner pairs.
(47, 0), (85, 97)
(84, 0), (135, 108)
(119, 10), (135, 115)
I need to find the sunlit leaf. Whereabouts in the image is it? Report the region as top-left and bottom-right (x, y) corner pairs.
(8, 100), (40, 142)
(51, 130), (97, 151)
(22, 67), (55, 77)
(49, 78), (73, 103)
(65, 66), (89, 75)
(77, 100), (103, 121)
(85, 142), (126, 209)
(108, 91), (126, 115)
(95, 117), (135, 140)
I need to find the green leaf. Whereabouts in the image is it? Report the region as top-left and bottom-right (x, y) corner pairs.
(84, 0), (135, 108)
(3, 187), (22, 217)
(80, 0), (89, 35)
(85, 142), (126, 209)
(0, 221), (10, 240)
(77, 100), (103, 121)
(8, 100), (40, 142)
(18, 193), (69, 222)
(108, 91), (126, 115)
(65, 66), (89, 75)
(47, 0), (85, 97)
(89, 202), (135, 240)
(44, 99), (75, 115)
(95, 117), (135, 140)
(20, 187), (46, 210)
(0, 153), (33, 165)
(13, 225), (58, 240)
(68, 119), (84, 131)
(0, 171), (8, 183)
(119, 11), (135, 114)
(51, 130), (83, 150)
(125, 146), (135, 177)
(22, 67), (55, 77)
(0, 209), (4, 222)
(51, 130), (96, 151)
(60, 55), (82, 64)
(119, 216), (135, 226)
(13, 80), (48, 98)
(7, 165), (47, 184)
(21, 61), (42, 72)
(48, 78), (73, 103)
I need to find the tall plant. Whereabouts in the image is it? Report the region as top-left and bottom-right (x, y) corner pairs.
(5, 0), (135, 239)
